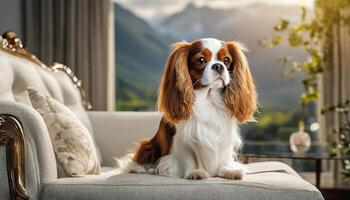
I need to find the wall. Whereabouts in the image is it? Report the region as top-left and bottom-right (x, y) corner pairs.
(0, 0), (23, 37)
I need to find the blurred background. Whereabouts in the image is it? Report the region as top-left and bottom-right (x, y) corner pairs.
(114, 0), (317, 152)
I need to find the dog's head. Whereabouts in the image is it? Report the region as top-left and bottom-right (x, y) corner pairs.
(157, 38), (257, 124)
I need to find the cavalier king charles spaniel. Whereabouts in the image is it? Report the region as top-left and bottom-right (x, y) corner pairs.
(117, 38), (257, 180)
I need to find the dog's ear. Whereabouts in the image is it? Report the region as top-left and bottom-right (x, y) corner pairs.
(224, 41), (257, 123)
(157, 42), (194, 123)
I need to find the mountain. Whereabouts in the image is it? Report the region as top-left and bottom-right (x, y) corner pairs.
(115, 2), (308, 111)
(115, 4), (172, 110)
(159, 3), (307, 109)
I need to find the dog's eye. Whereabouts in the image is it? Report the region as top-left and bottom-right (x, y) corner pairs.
(198, 57), (206, 65)
(223, 57), (230, 65)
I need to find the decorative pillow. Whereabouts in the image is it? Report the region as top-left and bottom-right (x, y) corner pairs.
(27, 87), (100, 177)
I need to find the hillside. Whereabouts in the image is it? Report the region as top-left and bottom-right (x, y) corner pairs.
(115, 3), (171, 110)
(159, 2), (307, 109)
(115, 2), (308, 111)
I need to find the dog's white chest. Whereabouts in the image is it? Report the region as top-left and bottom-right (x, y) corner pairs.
(174, 88), (239, 174)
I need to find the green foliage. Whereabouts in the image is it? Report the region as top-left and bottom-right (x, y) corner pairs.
(116, 99), (155, 111)
(260, 6), (323, 107)
(261, 0), (350, 180)
(261, 0), (350, 108)
(115, 63), (157, 111)
(243, 107), (317, 141)
(322, 100), (350, 180)
(274, 19), (289, 31)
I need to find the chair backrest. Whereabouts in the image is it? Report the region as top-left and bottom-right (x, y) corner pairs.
(0, 32), (94, 143)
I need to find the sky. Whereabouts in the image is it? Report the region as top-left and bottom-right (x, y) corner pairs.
(115, 0), (314, 20)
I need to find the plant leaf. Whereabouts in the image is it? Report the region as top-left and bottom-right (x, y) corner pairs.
(301, 6), (307, 21)
(274, 19), (290, 31)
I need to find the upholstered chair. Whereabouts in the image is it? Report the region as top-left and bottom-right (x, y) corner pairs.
(0, 32), (324, 200)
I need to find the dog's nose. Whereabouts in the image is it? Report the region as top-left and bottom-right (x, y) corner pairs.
(211, 63), (224, 74)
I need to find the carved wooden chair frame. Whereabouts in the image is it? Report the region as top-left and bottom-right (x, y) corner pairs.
(0, 31), (91, 200)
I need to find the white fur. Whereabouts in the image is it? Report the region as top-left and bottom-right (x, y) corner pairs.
(155, 87), (245, 178)
(200, 38), (230, 87)
(117, 38), (246, 179)
(117, 87), (246, 179)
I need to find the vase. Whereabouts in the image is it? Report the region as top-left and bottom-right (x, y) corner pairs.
(289, 122), (311, 154)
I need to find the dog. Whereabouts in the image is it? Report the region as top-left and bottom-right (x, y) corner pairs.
(117, 38), (257, 180)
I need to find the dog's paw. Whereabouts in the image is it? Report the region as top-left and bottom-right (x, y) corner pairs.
(217, 167), (244, 180)
(186, 169), (210, 180)
(147, 168), (156, 174)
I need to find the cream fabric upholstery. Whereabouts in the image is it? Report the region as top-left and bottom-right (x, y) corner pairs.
(0, 48), (101, 197)
(88, 111), (162, 166)
(0, 103), (325, 200)
(0, 101), (57, 199)
(0, 48), (324, 200)
(0, 49), (102, 162)
(41, 163), (323, 200)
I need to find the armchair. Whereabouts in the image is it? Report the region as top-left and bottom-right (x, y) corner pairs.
(0, 32), (324, 200)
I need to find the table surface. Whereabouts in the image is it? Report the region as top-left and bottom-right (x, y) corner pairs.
(241, 143), (349, 160)
(241, 146), (349, 190)
(242, 152), (348, 160)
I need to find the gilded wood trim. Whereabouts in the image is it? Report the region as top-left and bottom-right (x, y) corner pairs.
(0, 115), (29, 200)
(0, 31), (92, 110)
(49, 62), (92, 110)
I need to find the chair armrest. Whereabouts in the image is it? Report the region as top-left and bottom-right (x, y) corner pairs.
(0, 101), (57, 200)
(87, 111), (162, 166)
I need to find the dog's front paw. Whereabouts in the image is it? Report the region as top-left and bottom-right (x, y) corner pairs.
(217, 167), (244, 180)
(147, 168), (156, 174)
(186, 169), (210, 180)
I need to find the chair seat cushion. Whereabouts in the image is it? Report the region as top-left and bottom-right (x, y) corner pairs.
(41, 161), (324, 200)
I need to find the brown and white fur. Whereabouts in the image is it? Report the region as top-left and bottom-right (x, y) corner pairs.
(117, 38), (257, 180)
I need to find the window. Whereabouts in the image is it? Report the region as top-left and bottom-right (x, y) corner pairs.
(114, 0), (318, 145)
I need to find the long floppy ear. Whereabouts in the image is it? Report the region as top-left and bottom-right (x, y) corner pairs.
(157, 42), (194, 123)
(225, 41), (257, 123)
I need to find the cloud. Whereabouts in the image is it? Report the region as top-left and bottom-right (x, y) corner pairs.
(117, 0), (188, 7)
(115, 0), (314, 20)
(116, 0), (189, 19)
